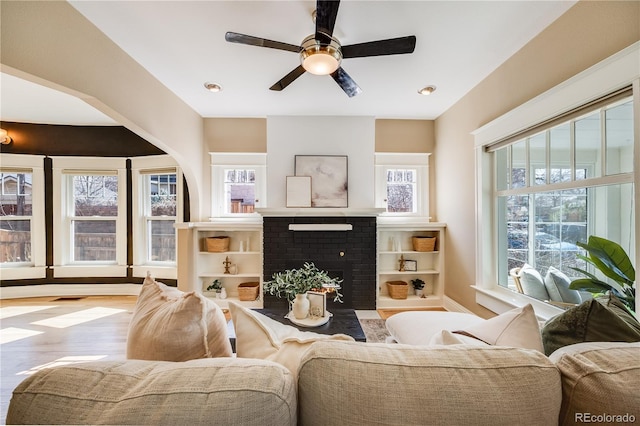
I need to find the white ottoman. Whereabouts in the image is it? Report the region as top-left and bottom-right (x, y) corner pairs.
(385, 311), (485, 345)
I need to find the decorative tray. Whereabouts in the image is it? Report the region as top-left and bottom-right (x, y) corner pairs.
(285, 311), (332, 327)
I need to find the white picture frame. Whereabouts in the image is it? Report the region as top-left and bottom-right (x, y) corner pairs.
(307, 291), (326, 317)
(286, 176), (312, 207)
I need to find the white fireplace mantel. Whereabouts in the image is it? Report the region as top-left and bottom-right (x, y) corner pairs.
(255, 208), (386, 217)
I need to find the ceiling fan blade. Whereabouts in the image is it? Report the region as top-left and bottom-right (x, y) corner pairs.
(330, 67), (362, 98)
(225, 32), (300, 53)
(269, 65), (306, 91)
(342, 36), (416, 59)
(315, 0), (340, 44)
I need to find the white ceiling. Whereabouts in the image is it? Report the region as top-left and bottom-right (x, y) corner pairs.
(1, 1), (576, 126)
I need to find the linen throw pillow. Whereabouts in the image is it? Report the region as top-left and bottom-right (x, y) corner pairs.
(127, 273), (232, 361)
(228, 302), (354, 377)
(544, 266), (582, 304)
(518, 264), (550, 301)
(430, 304), (544, 352)
(541, 296), (640, 356)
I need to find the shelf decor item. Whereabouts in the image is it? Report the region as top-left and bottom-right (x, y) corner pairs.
(412, 236), (436, 252)
(386, 280), (408, 299)
(238, 282), (260, 301)
(411, 278), (426, 297)
(206, 236), (230, 252)
(292, 293), (310, 319)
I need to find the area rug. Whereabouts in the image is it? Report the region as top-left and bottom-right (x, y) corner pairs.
(359, 319), (391, 343)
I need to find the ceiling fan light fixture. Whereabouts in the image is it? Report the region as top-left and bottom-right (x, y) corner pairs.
(418, 85), (436, 95)
(300, 34), (342, 75)
(204, 82), (222, 92)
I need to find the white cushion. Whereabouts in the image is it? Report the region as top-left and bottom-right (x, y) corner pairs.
(126, 274), (232, 361)
(429, 329), (488, 346)
(385, 311), (485, 346)
(519, 263), (550, 300)
(446, 304), (544, 352)
(228, 302), (353, 377)
(544, 266), (582, 304)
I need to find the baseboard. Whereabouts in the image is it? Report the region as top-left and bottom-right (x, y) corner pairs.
(443, 296), (474, 314)
(0, 284), (141, 300)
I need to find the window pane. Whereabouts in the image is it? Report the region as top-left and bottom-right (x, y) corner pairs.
(0, 172), (33, 216)
(148, 220), (175, 262)
(511, 140), (526, 188)
(529, 133), (546, 186)
(225, 169), (255, 214)
(386, 168), (416, 213)
(575, 111), (601, 179)
(149, 174), (177, 216)
(73, 220), (116, 261)
(73, 175), (118, 216)
(606, 100), (633, 175)
(549, 123), (571, 183)
(505, 195), (529, 276)
(0, 219), (31, 263)
(495, 147), (508, 191)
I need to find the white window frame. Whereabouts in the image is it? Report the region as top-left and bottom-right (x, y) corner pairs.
(52, 157), (127, 278)
(375, 153), (430, 219)
(210, 153), (267, 219)
(472, 42), (640, 319)
(0, 154), (46, 279)
(131, 155), (182, 279)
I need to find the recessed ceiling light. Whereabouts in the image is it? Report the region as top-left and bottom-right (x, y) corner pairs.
(418, 85), (436, 95)
(204, 82), (222, 92)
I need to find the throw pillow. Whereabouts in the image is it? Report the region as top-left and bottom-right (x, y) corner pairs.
(544, 266), (582, 304)
(519, 264), (550, 301)
(228, 301), (354, 377)
(127, 273), (232, 361)
(541, 296), (640, 356)
(429, 329), (488, 346)
(431, 304), (544, 352)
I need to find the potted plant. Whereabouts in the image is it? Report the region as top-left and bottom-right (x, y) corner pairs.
(570, 235), (636, 313)
(411, 278), (425, 297)
(206, 279), (223, 298)
(264, 262), (344, 304)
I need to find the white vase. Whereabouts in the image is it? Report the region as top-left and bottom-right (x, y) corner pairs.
(415, 289), (424, 297)
(292, 293), (310, 319)
(219, 288), (227, 299)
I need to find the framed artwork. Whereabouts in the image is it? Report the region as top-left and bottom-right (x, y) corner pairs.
(307, 291), (326, 318)
(404, 260), (417, 271)
(295, 155), (348, 207)
(286, 176), (312, 207)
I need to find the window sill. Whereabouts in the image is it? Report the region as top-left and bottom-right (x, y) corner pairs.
(52, 265), (128, 278)
(472, 285), (564, 322)
(132, 265), (176, 280)
(0, 266), (47, 280)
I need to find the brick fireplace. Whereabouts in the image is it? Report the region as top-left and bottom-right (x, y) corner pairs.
(262, 216), (377, 310)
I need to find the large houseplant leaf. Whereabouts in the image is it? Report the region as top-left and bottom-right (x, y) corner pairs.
(576, 236), (635, 285)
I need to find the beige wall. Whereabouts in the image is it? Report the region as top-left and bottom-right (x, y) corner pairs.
(435, 0), (640, 317)
(204, 118), (267, 152)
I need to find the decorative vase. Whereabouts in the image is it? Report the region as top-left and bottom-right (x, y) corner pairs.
(219, 288), (227, 299)
(292, 293), (310, 319)
(415, 289), (424, 297)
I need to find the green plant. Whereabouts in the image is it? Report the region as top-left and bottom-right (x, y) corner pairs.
(570, 235), (636, 313)
(411, 278), (425, 290)
(263, 262), (343, 303)
(206, 279), (223, 292)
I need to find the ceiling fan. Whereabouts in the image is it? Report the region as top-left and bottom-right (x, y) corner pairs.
(225, 0), (416, 97)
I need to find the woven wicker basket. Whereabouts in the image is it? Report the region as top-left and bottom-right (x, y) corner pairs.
(206, 236), (230, 252)
(238, 282), (260, 301)
(412, 236), (436, 252)
(386, 281), (408, 299)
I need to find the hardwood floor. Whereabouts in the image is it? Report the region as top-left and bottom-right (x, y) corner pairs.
(0, 296), (137, 424)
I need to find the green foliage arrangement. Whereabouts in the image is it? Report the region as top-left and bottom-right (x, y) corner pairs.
(570, 235), (636, 313)
(263, 262), (343, 303)
(411, 278), (425, 290)
(206, 279), (222, 292)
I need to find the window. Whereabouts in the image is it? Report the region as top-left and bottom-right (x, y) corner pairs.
(0, 170), (33, 264)
(144, 173), (177, 262)
(494, 96), (634, 297)
(52, 157), (127, 277)
(375, 153), (430, 217)
(210, 153), (266, 217)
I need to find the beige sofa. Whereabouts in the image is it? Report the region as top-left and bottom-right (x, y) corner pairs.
(7, 340), (639, 426)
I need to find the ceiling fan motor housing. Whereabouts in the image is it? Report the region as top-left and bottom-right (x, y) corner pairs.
(300, 34), (342, 75)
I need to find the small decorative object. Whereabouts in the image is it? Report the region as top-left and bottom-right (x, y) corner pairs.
(263, 262), (344, 304)
(238, 282), (260, 301)
(292, 293), (310, 319)
(386, 281), (408, 299)
(412, 236), (436, 252)
(239, 240), (245, 252)
(398, 255), (406, 272)
(219, 287), (228, 299)
(404, 259), (417, 271)
(206, 279), (223, 296)
(223, 256), (232, 274)
(307, 291), (326, 318)
(286, 176), (312, 207)
(411, 278), (426, 297)
(206, 236), (230, 252)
